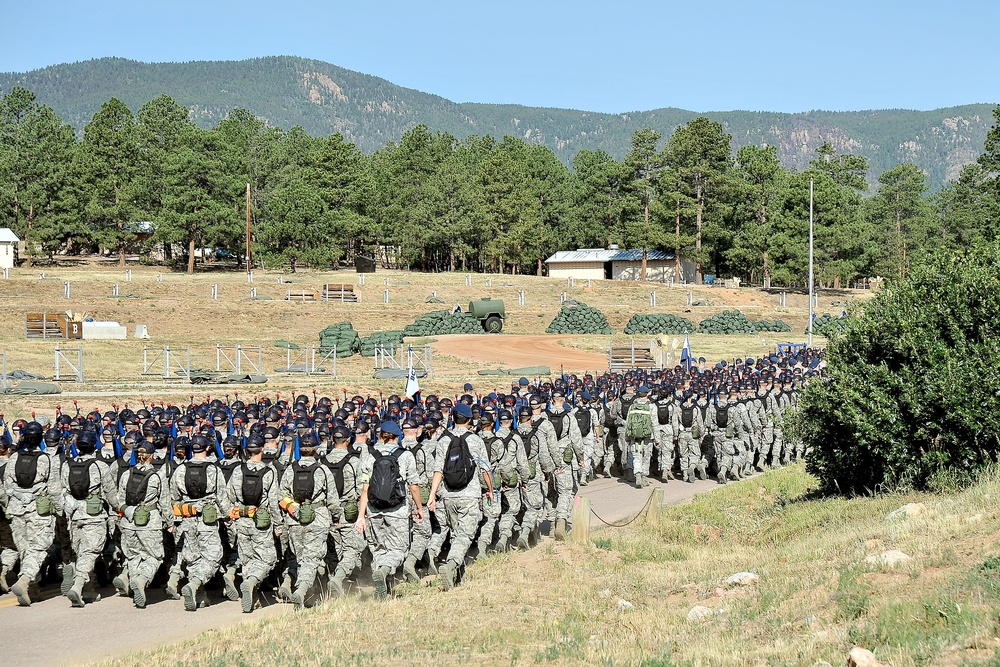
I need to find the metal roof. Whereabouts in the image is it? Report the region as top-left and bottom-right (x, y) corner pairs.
(545, 248), (676, 263)
(0, 228), (20, 243)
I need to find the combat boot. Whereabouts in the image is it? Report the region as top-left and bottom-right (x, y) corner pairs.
(372, 566), (390, 600)
(328, 571), (346, 598)
(83, 579), (101, 604)
(240, 577), (259, 613)
(554, 518), (568, 541)
(0, 566), (9, 593)
(696, 463), (708, 480)
(602, 461), (613, 478)
(402, 557), (420, 582)
(277, 573), (293, 602)
(11, 575), (32, 606)
(439, 562), (456, 591)
(425, 550), (439, 575)
(181, 579), (202, 612)
(223, 565), (240, 601)
(516, 528), (530, 550)
(113, 572), (130, 597)
(164, 572), (180, 600)
(635, 474), (645, 489)
(131, 576), (149, 609)
(61, 562), (76, 596)
(476, 538), (491, 558)
(66, 576), (86, 608)
(291, 585), (308, 610)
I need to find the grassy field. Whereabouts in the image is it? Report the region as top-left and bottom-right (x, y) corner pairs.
(0, 263), (854, 416)
(92, 463), (1000, 667)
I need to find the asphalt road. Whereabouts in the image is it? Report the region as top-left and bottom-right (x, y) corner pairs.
(0, 473), (723, 667)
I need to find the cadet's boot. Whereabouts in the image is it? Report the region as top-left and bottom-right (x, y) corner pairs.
(181, 580), (201, 612)
(634, 474), (644, 489)
(240, 577), (259, 613)
(696, 464), (708, 480)
(425, 550), (439, 576)
(66, 576), (86, 608)
(516, 528), (530, 550)
(531, 526), (542, 546)
(197, 585), (210, 608)
(11, 575), (32, 607)
(0, 566), (9, 593)
(439, 562), (456, 591)
(602, 461), (613, 477)
(83, 579), (101, 604)
(164, 572), (180, 600)
(372, 566), (389, 600)
(131, 576), (149, 609)
(277, 573), (293, 603)
(291, 586), (307, 611)
(554, 518), (568, 541)
(223, 566), (240, 601)
(61, 562), (76, 596)
(402, 557), (420, 582)
(476, 538), (491, 558)
(113, 572), (130, 597)
(328, 572), (345, 598)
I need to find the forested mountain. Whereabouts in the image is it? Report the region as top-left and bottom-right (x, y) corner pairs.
(0, 56), (992, 190)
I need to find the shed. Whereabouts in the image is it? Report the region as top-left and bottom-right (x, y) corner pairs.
(544, 247), (696, 283)
(0, 228), (20, 270)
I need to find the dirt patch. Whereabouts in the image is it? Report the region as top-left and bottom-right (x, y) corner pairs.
(432, 334), (608, 373)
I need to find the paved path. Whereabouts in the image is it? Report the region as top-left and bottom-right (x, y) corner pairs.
(0, 473), (725, 666)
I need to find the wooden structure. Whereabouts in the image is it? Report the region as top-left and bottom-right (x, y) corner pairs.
(26, 313), (70, 339)
(609, 339), (657, 370)
(321, 284), (358, 303)
(285, 290), (317, 302)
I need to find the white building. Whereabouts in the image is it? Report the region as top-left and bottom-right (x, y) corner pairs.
(0, 228), (19, 270)
(545, 247), (696, 283)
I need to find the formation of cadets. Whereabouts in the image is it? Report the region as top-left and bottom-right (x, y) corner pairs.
(0, 347), (822, 611)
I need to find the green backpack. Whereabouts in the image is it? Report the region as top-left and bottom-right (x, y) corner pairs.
(624, 403), (654, 439)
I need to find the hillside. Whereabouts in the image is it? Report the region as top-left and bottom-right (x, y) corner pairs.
(1, 56), (995, 189)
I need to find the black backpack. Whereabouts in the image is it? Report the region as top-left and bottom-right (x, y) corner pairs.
(442, 432), (477, 490)
(681, 405), (695, 429)
(125, 468), (156, 506)
(547, 410), (568, 440)
(716, 405), (730, 428)
(657, 401), (671, 423)
(620, 394), (635, 418)
(14, 451), (44, 489)
(68, 458), (98, 501)
(241, 464), (270, 507)
(291, 461), (319, 503)
(325, 454), (355, 498)
(368, 447), (407, 510)
(575, 409), (592, 437)
(185, 461), (210, 500)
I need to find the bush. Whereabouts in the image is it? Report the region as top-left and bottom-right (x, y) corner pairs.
(795, 241), (1000, 494)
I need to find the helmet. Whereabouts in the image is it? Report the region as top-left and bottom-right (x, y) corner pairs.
(21, 422), (44, 449)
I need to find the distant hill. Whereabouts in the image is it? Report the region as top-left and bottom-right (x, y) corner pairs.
(1, 56), (994, 190)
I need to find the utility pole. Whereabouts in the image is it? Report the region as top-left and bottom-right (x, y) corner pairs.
(808, 175), (814, 347)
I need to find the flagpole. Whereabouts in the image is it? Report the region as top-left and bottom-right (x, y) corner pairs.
(808, 175), (814, 348)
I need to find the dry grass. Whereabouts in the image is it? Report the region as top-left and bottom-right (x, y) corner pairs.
(0, 263), (854, 416)
(92, 463), (1000, 667)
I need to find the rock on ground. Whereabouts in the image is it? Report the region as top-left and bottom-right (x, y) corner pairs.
(864, 550), (913, 567)
(885, 502), (926, 521)
(848, 646), (883, 667)
(686, 605), (713, 622)
(726, 571), (759, 587)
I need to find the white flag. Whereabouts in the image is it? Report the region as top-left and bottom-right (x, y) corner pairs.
(404, 363), (420, 399)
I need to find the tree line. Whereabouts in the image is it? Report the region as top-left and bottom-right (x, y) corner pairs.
(1, 86), (998, 284)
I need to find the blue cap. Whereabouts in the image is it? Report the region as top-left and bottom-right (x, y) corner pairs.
(637, 385), (649, 395)
(453, 403), (473, 419)
(518, 377), (529, 386)
(463, 383), (474, 391)
(580, 390), (592, 401)
(379, 421), (402, 437)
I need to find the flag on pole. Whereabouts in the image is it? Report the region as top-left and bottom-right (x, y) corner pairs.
(680, 333), (693, 370)
(404, 362), (420, 400)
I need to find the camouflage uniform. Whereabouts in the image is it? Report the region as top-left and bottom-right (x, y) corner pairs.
(402, 436), (432, 578)
(359, 441), (418, 574)
(546, 406), (583, 531)
(672, 401), (706, 482)
(116, 462), (171, 607)
(517, 415), (556, 547)
(226, 461), (279, 611)
(491, 426), (529, 551)
(432, 425), (487, 576)
(325, 448), (366, 592)
(60, 454), (117, 605)
(171, 458), (226, 610)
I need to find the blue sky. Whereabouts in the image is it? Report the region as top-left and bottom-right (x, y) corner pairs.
(1, 0), (996, 113)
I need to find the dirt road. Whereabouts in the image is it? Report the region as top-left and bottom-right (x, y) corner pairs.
(432, 334), (608, 372)
(0, 474), (722, 667)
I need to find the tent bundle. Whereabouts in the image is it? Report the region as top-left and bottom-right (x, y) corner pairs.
(545, 302), (615, 335)
(809, 312), (850, 337)
(359, 330), (405, 357)
(697, 310), (792, 334)
(402, 310), (484, 336)
(623, 313), (696, 335)
(318, 322), (361, 358)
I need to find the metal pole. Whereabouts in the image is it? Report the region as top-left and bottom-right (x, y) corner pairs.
(808, 175), (814, 347)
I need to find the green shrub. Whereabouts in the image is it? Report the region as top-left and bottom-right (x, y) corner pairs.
(795, 241), (1000, 494)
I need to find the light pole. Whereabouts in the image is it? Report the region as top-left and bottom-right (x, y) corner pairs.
(807, 175), (814, 347)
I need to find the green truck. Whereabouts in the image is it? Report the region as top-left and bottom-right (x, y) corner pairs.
(467, 298), (505, 333)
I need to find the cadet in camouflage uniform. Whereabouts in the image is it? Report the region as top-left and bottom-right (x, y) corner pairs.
(653, 390), (675, 480)
(623, 386), (656, 488)
(3, 422), (62, 606)
(355, 421), (420, 599)
(424, 419), (449, 572)
(326, 425), (366, 596)
(0, 435), (18, 592)
(710, 391), (741, 484)
(114, 441), (171, 608)
(171, 434), (226, 611)
(517, 396), (556, 548)
(673, 394), (706, 482)
(225, 433), (279, 613)
(491, 410), (529, 552)
(428, 403), (488, 589)
(61, 430), (118, 607)
(401, 419), (432, 581)
(547, 389), (584, 540)
(475, 415), (503, 556)
(612, 387), (637, 472)
(573, 392), (600, 485)
(278, 433), (340, 609)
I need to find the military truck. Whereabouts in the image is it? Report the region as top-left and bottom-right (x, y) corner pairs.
(468, 298), (505, 333)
